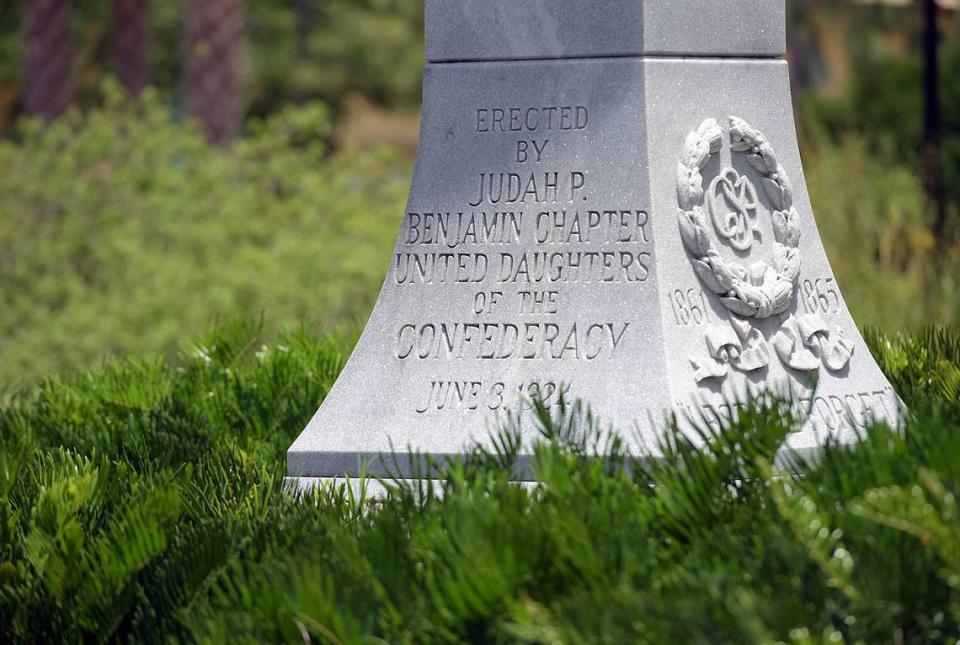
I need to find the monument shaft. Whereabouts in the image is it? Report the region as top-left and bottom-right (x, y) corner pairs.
(288, 1), (900, 483)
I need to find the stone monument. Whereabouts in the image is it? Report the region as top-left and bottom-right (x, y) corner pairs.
(287, 0), (902, 486)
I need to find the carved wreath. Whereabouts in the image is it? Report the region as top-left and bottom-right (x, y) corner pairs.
(678, 117), (854, 383)
(676, 117), (802, 320)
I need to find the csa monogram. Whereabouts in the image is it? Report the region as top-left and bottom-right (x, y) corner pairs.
(707, 168), (760, 252)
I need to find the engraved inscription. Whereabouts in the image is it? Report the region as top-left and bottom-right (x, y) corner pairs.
(405, 212), (522, 248)
(414, 380), (572, 415)
(801, 388), (901, 432)
(475, 106), (589, 133)
(395, 322), (630, 361)
(798, 278), (842, 316)
(670, 288), (712, 327)
(397, 101), (654, 414)
(468, 172), (586, 206)
(678, 387), (899, 434)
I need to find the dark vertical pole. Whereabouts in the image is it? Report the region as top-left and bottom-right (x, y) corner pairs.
(294, 0), (314, 104)
(23, 0), (72, 121)
(184, 0), (247, 145)
(922, 0), (947, 250)
(114, 0), (150, 96)
(296, 0), (313, 60)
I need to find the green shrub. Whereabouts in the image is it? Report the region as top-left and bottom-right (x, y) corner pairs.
(0, 322), (959, 643)
(800, 43), (960, 245)
(803, 135), (958, 329)
(0, 82), (407, 390)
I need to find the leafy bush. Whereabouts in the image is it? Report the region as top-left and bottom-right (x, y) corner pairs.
(801, 43), (960, 235)
(1, 322), (959, 643)
(0, 82), (407, 390)
(802, 135), (958, 329)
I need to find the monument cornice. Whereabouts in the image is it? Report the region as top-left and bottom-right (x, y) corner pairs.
(426, 0), (785, 62)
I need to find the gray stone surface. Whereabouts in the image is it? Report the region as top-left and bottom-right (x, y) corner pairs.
(287, 4), (900, 482)
(425, 0), (785, 61)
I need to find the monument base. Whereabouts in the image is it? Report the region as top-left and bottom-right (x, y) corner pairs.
(287, 54), (901, 482)
(283, 477), (540, 499)
(284, 477), (402, 499)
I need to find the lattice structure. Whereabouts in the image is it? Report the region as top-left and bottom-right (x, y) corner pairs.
(183, 0), (247, 145)
(113, 0), (150, 96)
(23, 0), (72, 121)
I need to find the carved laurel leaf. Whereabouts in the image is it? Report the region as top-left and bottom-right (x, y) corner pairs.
(772, 210), (792, 245)
(780, 266), (801, 286)
(706, 250), (736, 292)
(677, 163), (703, 211)
(761, 177), (785, 210)
(747, 154), (768, 175)
(777, 166), (794, 209)
(772, 242), (789, 268)
(728, 117), (755, 152)
(721, 296), (758, 318)
(784, 208), (801, 247)
(769, 281), (794, 315)
(757, 143), (778, 172)
(677, 206), (712, 258)
(729, 262), (748, 281)
(773, 244), (801, 282)
(736, 283), (768, 310)
(763, 265), (780, 287)
(689, 206), (713, 255)
(691, 259), (727, 294)
(678, 209), (700, 254)
(682, 132), (711, 170)
(748, 262), (769, 287)
(697, 119), (724, 154)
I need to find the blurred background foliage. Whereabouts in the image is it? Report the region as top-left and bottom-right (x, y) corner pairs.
(0, 0), (957, 389)
(0, 82), (408, 388)
(0, 0), (425, 132)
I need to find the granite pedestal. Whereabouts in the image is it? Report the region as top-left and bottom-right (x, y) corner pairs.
(287, 0), (901, 487)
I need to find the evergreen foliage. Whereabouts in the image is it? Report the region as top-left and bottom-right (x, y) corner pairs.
(800, 136), (959, 329)
(1, 322), (959, 643)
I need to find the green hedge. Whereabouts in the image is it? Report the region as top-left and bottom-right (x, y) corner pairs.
(1, 322), (959, 643)
(0, 83), (407, 390)
(800, 136), (958, 331)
